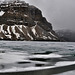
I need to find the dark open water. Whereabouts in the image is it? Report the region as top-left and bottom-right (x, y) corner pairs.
(0, 41), (75, 75)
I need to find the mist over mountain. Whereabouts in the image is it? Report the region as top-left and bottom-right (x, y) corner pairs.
(56, 30), (75, 42)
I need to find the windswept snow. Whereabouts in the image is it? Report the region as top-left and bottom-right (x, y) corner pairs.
(31, 25), (36, 35)
(5, 35), (11, 39)
(49, 32), (57, 38)
(0, 11), (5, 16)
(7, 26), (11, 34)
(27, 33), (33, 40)
(1, 24), (5, 33)
(11, 26), (20, 39)
(43, 36), (48, 39)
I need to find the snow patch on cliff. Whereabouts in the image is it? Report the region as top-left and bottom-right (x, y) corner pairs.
(31, 25), (37, 35)
(11, 26), (20, 39)
(0, 11), (5, 16)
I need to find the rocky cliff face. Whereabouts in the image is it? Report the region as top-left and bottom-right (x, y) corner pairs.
(0, 1), (60, 41)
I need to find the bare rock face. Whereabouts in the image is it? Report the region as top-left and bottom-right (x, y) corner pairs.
(0, 1), (60, 41)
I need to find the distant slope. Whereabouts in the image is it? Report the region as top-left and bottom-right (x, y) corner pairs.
(56, 30), (75, 42)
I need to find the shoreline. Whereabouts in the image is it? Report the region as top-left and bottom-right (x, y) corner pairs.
(0, 62), (75, 75)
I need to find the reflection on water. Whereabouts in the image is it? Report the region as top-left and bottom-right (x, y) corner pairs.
(0, 41), (75, 75)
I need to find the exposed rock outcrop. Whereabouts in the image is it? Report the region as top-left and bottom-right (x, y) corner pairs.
(0, 0), (60, 41)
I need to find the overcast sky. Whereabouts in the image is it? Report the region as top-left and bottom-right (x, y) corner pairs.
(1, 0), (75, 30)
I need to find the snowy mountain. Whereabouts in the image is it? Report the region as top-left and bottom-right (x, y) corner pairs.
(0, 0), (61, 41)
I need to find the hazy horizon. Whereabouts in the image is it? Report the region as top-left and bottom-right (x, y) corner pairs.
(0, 0), (75, 30)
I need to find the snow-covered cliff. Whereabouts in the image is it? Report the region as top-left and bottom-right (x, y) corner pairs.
(0, 0), (60, 41)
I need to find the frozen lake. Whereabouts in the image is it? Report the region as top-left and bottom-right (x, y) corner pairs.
(0, 41), (75, 75)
